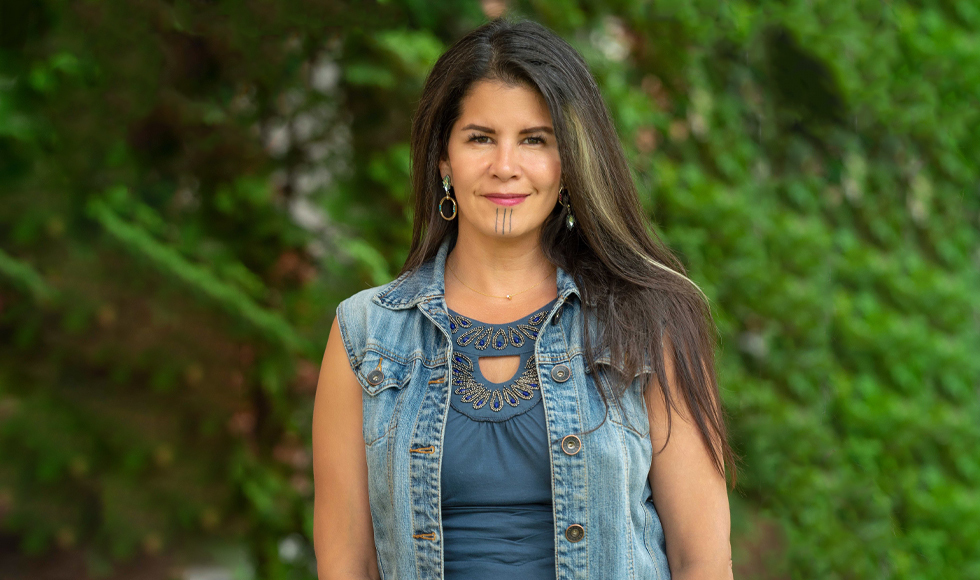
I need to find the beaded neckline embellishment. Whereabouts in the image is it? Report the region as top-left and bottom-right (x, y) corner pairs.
(448, 308), (547, 350)
(447, 306), (550, 413)
(451, 353), (540, 412)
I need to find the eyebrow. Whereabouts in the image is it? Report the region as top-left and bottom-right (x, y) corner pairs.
(460, 124), (554, 135)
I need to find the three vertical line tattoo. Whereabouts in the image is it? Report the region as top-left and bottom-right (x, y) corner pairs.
(494, 207), (514, 234)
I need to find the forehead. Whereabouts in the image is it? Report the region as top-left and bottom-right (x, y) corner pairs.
(456, 79), (552, 126)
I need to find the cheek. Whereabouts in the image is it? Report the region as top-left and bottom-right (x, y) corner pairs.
(526, 155), (561, 184)
(450, 157), (487, 189)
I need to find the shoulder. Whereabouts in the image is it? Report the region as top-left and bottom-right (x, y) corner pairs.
(335, 269), (417, 328)
(335, 281), (397, 359)
(336, 252), (441, 317)
(336, 284), (387, 323)
(335, 268), (431, 363)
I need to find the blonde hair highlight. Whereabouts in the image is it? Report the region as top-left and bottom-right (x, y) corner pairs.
(564, 108), (711, 305)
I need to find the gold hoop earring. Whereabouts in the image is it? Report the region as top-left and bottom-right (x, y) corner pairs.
(439, 175), (457, 221)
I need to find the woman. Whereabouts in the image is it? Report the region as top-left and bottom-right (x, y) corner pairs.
(313, 18), (735, 580)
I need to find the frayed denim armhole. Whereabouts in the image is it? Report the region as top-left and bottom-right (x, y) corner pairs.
(336, 291), (374, 383)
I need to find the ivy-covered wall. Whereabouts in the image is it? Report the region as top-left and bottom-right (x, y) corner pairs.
(1, 0), (977, 578)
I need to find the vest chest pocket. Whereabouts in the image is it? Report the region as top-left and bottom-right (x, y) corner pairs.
(356, 350), (416, 446)
(594, 352), (652, 439)
(613, 373), (652, 439)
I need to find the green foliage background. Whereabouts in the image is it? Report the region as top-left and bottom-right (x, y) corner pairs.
(1, 0), (977, 578)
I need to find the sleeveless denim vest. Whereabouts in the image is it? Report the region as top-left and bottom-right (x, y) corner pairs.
(336, 237), (671, 579)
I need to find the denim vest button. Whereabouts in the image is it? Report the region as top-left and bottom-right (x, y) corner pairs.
(565, 524), (585, 543)
(561, 434), (582, 456)
(551, 364), (571, 382)
(366, 369), (384, 385)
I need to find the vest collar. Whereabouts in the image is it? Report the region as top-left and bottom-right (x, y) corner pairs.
(373, 235), (581, 310)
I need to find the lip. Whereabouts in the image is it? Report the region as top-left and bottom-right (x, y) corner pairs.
(483, 193), (530, 207)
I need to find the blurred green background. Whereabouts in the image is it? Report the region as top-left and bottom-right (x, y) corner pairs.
(1, 0), (978, 578)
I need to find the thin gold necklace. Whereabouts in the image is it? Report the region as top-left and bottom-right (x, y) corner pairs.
(446, 259), (554, 300)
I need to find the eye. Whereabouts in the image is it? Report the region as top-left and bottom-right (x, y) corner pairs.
(467, 133), (491, 144)
(524, 135), (547, 145)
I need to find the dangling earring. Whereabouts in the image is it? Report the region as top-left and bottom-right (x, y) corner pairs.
(439, 175), (457, 221)
(559, 184), (576, 230)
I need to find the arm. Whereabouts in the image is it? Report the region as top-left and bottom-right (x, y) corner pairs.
(312, 316), (380, 580)
(645, 336), (733, 580)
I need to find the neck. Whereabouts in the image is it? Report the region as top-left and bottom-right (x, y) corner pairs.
(446, 228), (554, 299)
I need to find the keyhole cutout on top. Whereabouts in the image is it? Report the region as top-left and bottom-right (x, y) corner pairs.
(478, 355), (521, 384)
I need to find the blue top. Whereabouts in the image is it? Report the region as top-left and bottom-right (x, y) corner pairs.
(442, 300), (558, 579)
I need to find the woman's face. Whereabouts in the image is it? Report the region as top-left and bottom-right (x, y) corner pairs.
(439, 80), (562, 242)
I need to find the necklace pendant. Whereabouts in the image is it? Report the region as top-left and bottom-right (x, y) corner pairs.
(506, 294), (512, 300)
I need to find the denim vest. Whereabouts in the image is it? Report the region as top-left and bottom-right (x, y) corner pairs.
(336, 237), (671, 579)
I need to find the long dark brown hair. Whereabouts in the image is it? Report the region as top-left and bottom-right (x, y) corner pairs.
(403, 18), (736, 484)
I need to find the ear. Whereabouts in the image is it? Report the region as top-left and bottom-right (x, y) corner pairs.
(438, 158), (451, 181)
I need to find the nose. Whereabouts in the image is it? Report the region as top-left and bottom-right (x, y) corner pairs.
(490, 141), (520, 181)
